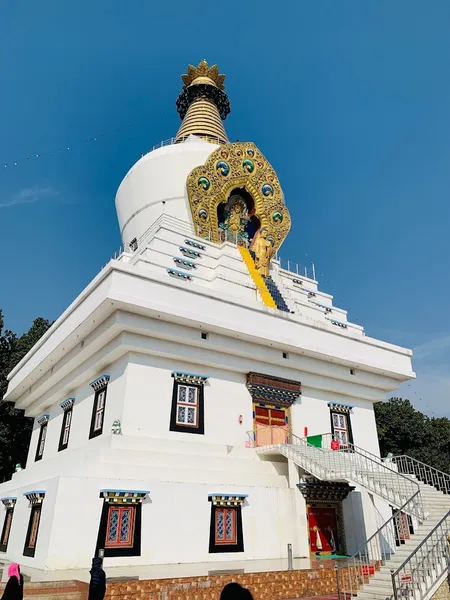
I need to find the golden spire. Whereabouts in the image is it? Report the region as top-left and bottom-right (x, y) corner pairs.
(175, 60), (230, 144)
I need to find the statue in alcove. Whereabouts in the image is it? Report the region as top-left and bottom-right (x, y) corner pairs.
(218, 194), (250, 245)
(252, 227), (274, 278)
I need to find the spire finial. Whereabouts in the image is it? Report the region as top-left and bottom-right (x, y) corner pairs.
(175, 60), (230, 144)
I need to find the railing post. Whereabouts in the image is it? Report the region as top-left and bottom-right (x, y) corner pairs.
(287, 543), (293, 570)
(390, 569), (397, 600)
(335, 565), (340, 600)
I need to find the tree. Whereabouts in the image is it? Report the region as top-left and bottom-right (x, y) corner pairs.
(0, 310), (52, 482)
(375, 397), (450, 474)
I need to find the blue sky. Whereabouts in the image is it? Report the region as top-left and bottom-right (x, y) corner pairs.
(1, 0), (450, 416)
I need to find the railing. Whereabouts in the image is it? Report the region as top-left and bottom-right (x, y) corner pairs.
(148, 135), (224, 152)
(391, 510), (450, 600)
(275, 256), (316, 281)
(392, 455), (450, 495)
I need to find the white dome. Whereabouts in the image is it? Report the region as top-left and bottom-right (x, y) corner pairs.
(115, 136), (218, 247)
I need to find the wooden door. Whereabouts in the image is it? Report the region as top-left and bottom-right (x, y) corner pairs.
(254, 406), (288, 446)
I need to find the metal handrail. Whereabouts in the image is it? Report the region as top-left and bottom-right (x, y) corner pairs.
(391, 510), (450, 600)
(392, 455), (450, 494)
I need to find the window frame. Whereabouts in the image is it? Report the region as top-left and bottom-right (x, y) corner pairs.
(89, 387), (107, 439)
(95, 501), (142, 557)
(58, 406), (73, 452)
(23, 504), (42, 558)
(169, 380), (204, 435)
(0, 507), (15, 552)
(35, 422), (48, 462)
(330, 410), (353, 448)
(209, 504), (244, 554)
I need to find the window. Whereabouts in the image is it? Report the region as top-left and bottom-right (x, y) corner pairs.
(201, 332), (209, 340)
(169, 379), (205, 435)
(90, 387), (107, 439)
(330, 411), (353, 448)
(0, 507), (14, 552)
(35, 421), (48, 462)
(105, 506), (135, 548)
(209, 504), (244, 553)
(95, 501), (142, 557)
(24, 505), (42, 557)
(282, 352), (289, 359)
(58, 407), (73, 451)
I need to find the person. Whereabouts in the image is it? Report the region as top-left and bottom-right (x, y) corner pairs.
(220, 582), (254, 600)
(1, 563), (23, 600)
(88, 556), (106, 600)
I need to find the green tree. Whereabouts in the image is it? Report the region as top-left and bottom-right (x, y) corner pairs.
(0, 310), (52, 482)
(375, 397), (450, 474)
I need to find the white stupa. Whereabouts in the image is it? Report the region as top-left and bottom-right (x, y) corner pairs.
(0, 60), (421, 581)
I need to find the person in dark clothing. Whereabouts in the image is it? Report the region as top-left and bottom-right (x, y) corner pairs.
(220, 583), (254, 600)
(88, 556), (106, 600)
(1, 563), (24, 600)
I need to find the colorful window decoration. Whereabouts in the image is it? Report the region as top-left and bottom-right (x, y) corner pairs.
(169, 372), (207, 435)
(95, 489), (148, 557)
(89, 375), (110, 439)
(329, 403), (353, 448)
(35, 415), (49, 462)
(208, 494), (246, 553)
(0, 498), (17, 552)
(23, 491), (45, 557)
(215, 508), (237, 545)
(105, 506), (135, 548)
(58, 398), (74, 451)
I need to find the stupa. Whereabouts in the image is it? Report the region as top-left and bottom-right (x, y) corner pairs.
(0, 61), (416, 576)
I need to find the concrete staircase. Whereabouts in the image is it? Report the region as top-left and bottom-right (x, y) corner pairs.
(252, 429), (450, 600)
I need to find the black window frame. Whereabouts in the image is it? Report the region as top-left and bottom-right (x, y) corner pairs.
(35, 421), (48, 462)
(58, 406), (73, 452)
(330, 409), (354, 447)
(23, 504), (42, 558)
(208, 503), (244, 554)
(169, 380), (204, 435)
(89, 386), (108, 439)
(95, 500), (142, 558)
(0, 506), (15, 552)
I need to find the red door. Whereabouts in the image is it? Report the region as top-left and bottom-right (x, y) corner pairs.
(254, 406), (288, 446)
(308, 507), (339, 554)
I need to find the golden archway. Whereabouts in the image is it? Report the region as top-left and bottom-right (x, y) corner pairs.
(186, 142), (291, 251)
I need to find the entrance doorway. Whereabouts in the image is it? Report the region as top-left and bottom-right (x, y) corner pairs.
(253, 405), (288, 446)
(307, 505), (340, 555)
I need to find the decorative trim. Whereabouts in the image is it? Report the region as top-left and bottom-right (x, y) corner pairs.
(307, 290), (316, 297)
(186, 142), (291, 250)
(315, 303), (332, 313)
(179, 246), (202, 259)
(89, 374), (110, 391)
(167, 268), (193, 281)
(60, 397), (75, 411)
(298, 480), (355, 503)
(1, 497), (17, 508)
(293, 279), (303, 285)
(176, 83), (230, 121)
(172, 371), (208, 385)
(100, 490), (149, 504)
(328, 402), (353, 413)
(246, 372), (301, 406)
(37, 414), (49, 425)
(24, 491), (45, 505)
(208, 494), (247, 507)
(173, 257), (197, 270)
(185, 239), (205, 251)
(329, 319), (348, 329)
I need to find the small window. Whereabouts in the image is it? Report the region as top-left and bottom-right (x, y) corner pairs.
(282, 352), (289, 359)
(105, 506), (135, 548)
(169, 380), (204, 435)
(201, 332), (209, 340)
(350, 369), (355, 376)
(35, 422), (48, 462)
(209, 505), (244, 553)
(58, 407), (73, 451)
(89, 387), (107, 439)
(23, 505), (42, 557)
(0, 507), (14, 552)
(330, 411), (352, 448)
(95, 501), (142, 557)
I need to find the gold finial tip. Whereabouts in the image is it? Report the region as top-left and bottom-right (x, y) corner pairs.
(181, 60), (226, 90)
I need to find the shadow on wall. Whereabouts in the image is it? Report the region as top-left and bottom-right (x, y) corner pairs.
(342, 491), (365, 555)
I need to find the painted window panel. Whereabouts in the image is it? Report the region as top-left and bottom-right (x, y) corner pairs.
(90, 387), (108, 439)
(215, 508), (237, 545)
(105, 506), (135, 548)
(0, 508), (14, 551)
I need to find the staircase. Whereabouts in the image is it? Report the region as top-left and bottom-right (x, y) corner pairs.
(249, 429), (450, 600)
(264, 277), (291, 312)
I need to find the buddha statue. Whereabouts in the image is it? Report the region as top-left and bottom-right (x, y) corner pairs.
(252, 227), (274, 278)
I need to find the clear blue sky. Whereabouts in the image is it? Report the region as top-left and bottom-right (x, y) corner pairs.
(1, 0), (450, 416)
